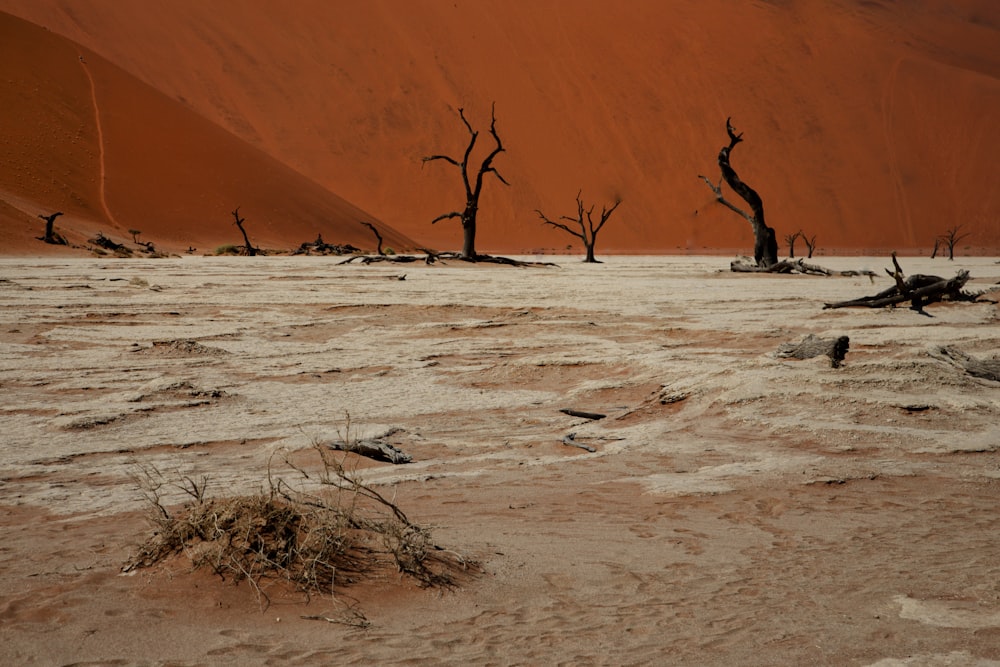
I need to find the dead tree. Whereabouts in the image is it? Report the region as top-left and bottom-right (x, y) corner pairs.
(824, 253), (979, 316)
(360, 221), (385, 256)
(536, 190), (621, 263)
(803, 234), (818, 258)
(930, 238), (940, 259)
(938, 225), (969, 260)
(784, 231), (802, 258)
(231, 206), (258, 256)
(699, 118), (778, 268)
(37, 212), (66, 245)
(423, 103), (508, 259)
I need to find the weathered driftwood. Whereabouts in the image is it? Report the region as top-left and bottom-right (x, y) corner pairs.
(561, 432), (597, 453)
(325, 428), (411, 464)
(731, 257), (828, 275)
(775, 334), (850, 368)
(560, 409), (606, 420)
(928, 347), (1000, 383)
(824, 253), (979, 315)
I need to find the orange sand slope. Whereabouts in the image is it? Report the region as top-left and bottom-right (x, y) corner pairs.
(0, 12), (416, 255)
(2, 1), (999, 254)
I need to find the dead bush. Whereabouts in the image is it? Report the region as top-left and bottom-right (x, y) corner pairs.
(124, 440), (470, 610)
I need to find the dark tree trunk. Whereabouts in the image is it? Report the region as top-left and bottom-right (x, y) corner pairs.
(584, 243), (597, 263)
(461, 204), (477, 259)
(716, 118), (778, 267)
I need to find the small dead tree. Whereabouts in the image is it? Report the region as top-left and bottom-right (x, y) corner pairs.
(699, 118), (778, 268)
(37, 211), (66, 245)
(784, 230), (802, 258)
(423, 103), (508, 260)
(360, 221), (385, 256)
(938, 225), (969, 261)
(231, 206), (258, 256)
(803, 234), (818, 258)
(536, 190), (621, 263)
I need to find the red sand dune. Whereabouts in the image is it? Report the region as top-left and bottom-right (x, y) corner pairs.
(0, 11), (415, 255)
(2, 0), (999, 255)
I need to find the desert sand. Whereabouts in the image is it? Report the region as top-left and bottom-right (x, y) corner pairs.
(1, 254), (999, 665)
(2, 1), (999, 255)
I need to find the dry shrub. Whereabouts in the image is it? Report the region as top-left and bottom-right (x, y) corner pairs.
(124, 442), (470, 609)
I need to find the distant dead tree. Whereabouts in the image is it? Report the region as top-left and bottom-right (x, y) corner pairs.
(803, 233), (818, 258)
(536, 190), (621, 263)
(931, 238), (940, 259)
(37, 211), (66, 245)
(231, 206), (259, 256)
(699, 117), (778, 268)
(784, 230), (802, 258)
(423, 103), (508, 260)
(360, 221), (385, 256)
(129, 228), (142, 244)
(937, 225), (969, 261)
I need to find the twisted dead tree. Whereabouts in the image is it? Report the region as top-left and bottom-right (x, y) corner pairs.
(824, 253), (986, 316)
(360, 221), (385, 256)
(37, 211), (66, 245)
(231, 206), (259, 256)
(423, 103), (508, 260)
(536, 190), (622, 263)
(699, 117), (778, 268)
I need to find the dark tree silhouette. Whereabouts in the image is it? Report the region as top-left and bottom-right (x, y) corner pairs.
(423, 103), (508, 259)
(803, 233), (818, 258)
(536, 190), (622, 263)
(360, 221), (385, 256)
(784, 230), (802, 258)
(37, 211), (66, 245)
(937, 225), (969, 261)
(231, 206), (259, 256)
(699, 118), (778, 267)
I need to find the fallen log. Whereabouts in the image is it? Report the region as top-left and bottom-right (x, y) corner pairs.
(824, 253), (976, 315)
(559, 409), (607, 420)
(561, 432), (596, 453)
(324, 427), (411, 464)
(775, 334), (850, 368)
(928, 346), (1000, 383)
